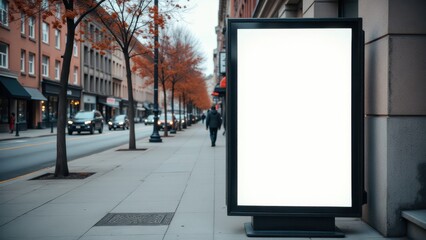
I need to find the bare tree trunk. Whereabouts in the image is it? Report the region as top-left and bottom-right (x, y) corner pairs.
(55, 18), (76, 177)
(124, 51), (136, 149)
(170, 83), (175, 131)
(162, 84), (168, 136)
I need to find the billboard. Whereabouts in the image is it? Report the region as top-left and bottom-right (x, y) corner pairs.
(226, 18), (364, 218)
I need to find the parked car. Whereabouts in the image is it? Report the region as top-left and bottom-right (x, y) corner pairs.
(108, 115), (129, 130)
(67, 110), (104, 135)
(158, 114), (176, 130)
(144, 115), (155, 125)
(177, 114), (187, 128)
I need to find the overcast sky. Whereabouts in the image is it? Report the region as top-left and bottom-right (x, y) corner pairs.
(173, 0), (219, 76)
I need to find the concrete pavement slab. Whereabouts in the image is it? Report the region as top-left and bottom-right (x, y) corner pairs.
(80, 235), (164, 240)
(0, 123), (407, 239)
(84, 225), (168, 236)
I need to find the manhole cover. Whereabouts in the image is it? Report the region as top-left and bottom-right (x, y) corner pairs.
(95, 212), (174, 226)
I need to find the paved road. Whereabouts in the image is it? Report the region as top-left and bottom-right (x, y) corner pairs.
(0, 124), (154, 181)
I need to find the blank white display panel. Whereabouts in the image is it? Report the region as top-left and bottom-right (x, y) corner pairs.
(237, 28), (352, 207)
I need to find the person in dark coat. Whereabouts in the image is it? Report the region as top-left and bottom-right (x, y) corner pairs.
(9, 113), (15, 134)
(206, 106), (222, 147)
(201, 113), (206, 124)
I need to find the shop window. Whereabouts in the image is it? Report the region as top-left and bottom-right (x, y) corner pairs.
(41, 100), (47, 122)
(0, 98), (9, 123)
(17, 100), (27, 123)
(47, 96), (58, 121)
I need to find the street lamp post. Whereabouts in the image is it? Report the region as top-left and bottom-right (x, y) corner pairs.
(149, 0), (162, 142)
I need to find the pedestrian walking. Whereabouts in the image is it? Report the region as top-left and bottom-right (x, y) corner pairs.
(201, 113), (206, 124)
(9, 113), (15, 134)
(206, 106), (222, 147)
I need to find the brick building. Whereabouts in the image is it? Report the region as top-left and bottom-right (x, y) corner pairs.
(0, 1), (151, 132)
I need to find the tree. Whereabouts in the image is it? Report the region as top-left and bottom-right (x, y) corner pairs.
(168, 27), (203, 131)
(93, 0), (183, 143)
(133, 30), (174, 136)
(133, 26), (209, 132)
(91, 0), (152, 149)
(11, 0), (105, 177)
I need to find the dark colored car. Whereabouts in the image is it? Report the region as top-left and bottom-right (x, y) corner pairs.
(108, 115), (129, 130)
(144, 115), (155, 125)
(158, 114), (176, 130)
(177, 114), (187, 128)
(67, 110), (104, 135)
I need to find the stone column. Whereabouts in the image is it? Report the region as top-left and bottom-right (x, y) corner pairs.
(303, 0), (338, 18)
(360, 0), (426, 236)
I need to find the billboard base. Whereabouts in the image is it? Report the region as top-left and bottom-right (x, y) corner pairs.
(244, 216), (344, 238)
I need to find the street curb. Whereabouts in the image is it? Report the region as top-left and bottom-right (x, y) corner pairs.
(0, 134), (57, 142)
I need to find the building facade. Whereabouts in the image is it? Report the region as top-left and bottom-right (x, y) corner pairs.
(216, 0), (426, 237)
(0, 0), (81, 131)
(80, 16), (115, 121)
(0, 1), (152, 132)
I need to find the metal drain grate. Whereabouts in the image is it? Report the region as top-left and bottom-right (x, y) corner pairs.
(95, 212), (174, 226)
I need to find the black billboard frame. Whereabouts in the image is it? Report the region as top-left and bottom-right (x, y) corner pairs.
(226, 18), (365, 237)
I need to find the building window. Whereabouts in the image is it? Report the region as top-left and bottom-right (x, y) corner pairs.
(29, 53), (35, 74)
(0, 42), (8, 69)
(55, 3), (61, 19)
(55, 29), (60, 49)
(84, 74), (88, 90)
(42, 55), (49, 77)
(0, 0), (8, 26)
(42, 22), (49, 44)
(95, 52), (99, 69)
(83, 46), (89, 65)
(28, 17), (35, 38)
(55, 60), (60, 80)
(20, 13), (25, 34)
(90, 49), (94, 67)
(73, 67), (78, 84)
(20, 50), (25, 72)
(41, 0), (48, 10)
(73, 41), (78, 57)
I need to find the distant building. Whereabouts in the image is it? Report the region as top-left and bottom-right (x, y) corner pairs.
(0, 1), (81, 131)
(0, 1), (152, 132)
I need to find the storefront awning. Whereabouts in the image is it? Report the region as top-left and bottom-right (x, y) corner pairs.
(24, 87), (47, 101)
(99, 96), (120, 108)
(0, 76), (31, 99)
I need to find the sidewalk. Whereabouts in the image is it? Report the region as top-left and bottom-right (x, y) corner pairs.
(0, 127), (57, 141)
(0, 124), (406, 240)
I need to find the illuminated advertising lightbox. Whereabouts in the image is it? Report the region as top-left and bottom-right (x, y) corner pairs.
(226, 18), (364, 217)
